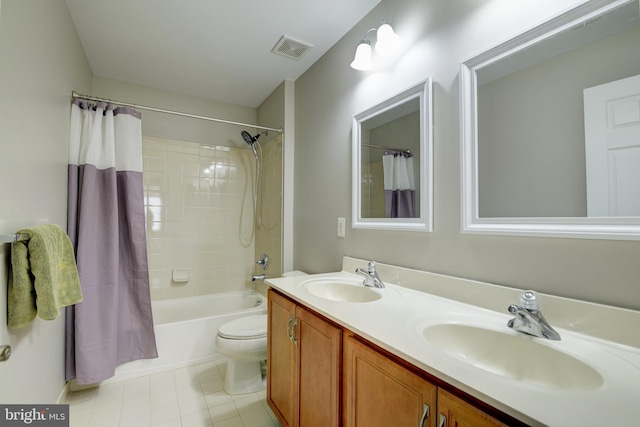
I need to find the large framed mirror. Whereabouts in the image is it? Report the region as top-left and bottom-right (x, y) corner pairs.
(352, 78), (433, 231)
(461, 0), (640, 240)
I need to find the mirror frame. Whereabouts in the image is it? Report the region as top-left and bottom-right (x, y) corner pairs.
(352, 78), (433, 231)
(460, 0), (640, 240)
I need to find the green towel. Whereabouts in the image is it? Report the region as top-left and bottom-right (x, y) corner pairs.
(8, 224), (83, 328)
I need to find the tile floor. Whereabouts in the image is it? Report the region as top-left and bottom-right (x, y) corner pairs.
(64, 359), (281, 427)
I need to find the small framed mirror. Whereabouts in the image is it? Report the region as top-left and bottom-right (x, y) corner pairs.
(352, 78), (433, 231)
(461, 0), (640, 240)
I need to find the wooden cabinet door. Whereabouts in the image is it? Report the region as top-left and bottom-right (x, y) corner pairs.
(268, 290), (342, 427)
(267, 289), (297, 427)
(297, 306), (342, 427)
(345, 335), (437, 427)
(437, 389), (508, 427)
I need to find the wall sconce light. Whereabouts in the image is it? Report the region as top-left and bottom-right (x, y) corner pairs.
(350, 21), (402, 70)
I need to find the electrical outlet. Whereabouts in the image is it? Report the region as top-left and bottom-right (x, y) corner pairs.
(337, 217), (346, 237)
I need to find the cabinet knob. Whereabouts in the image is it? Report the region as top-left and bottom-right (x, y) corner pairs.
(439, 414), (446, 427)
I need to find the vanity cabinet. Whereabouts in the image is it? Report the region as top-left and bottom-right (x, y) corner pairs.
(268, 289), (524, 427)
(438, 389), (508, 427)
(345, 335), (437, 427)
(267, 289), (342, 427)
(344, 335), (511, 427)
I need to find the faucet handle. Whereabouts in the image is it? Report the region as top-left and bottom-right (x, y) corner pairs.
(366, 261), (377, 273)
(507, 304), (520, 314)
(520, 290), (540, 311)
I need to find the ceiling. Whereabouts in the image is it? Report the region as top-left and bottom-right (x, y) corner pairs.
(65, 0), (381, 108)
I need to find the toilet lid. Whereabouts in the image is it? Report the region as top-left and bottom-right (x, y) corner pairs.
(218, 314), (268, 339)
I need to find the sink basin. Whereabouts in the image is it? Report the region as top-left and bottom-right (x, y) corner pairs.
(422, 324), (603, 391)
(302, 278), (382, 303)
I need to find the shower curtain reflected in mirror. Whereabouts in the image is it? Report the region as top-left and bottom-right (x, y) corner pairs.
(65, 99), (157, 384)
(383, 151), (416, 218)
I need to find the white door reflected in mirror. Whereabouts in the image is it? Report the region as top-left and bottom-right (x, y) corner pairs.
(584, 74), (640, 217)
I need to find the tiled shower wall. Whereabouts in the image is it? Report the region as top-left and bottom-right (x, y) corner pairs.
(361, 159), (386, 218)
(255, 135), (283, 279)
(142, 136), (259, 301)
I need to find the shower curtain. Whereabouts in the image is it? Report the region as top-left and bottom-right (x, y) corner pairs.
(382, 151), (416, 218)
(65, 99), (157, 384)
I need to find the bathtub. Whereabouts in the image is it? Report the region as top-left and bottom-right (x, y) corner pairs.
(111, 290), (267, 382)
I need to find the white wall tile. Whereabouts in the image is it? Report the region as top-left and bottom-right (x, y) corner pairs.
(143, 137), (256, 299)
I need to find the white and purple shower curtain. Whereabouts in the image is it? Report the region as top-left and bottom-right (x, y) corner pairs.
(65, 99), (157, 384)
(383, 151), (416, 218)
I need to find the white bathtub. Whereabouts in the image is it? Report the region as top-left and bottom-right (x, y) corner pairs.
(111, 290), (267, 382)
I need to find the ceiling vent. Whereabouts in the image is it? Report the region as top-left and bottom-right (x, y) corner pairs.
(271, 35), (313, 60)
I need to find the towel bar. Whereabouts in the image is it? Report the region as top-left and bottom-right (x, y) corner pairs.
(0, 234), (28, 244)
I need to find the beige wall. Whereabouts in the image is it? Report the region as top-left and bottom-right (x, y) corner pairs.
(293, 0), (640, 311)
(0, 0), (92, 403)
(257, 81), (285, 143)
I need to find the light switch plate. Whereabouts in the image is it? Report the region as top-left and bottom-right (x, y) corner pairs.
(337, 217), (346, 237)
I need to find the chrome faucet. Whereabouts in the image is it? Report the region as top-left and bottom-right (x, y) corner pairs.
(507, 290), (561, 340)
(355, 261), (385, 289)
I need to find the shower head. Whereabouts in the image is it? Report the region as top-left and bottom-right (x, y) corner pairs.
(241, 130), (262, 145)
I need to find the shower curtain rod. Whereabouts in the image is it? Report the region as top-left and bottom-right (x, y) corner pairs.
(71, 91), (283, 134)
(362, 143), (411, 154)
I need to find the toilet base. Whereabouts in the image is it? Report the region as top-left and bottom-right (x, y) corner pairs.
(224, 358), (266, 395)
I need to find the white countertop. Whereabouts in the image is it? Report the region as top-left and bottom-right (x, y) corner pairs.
(266, 264), (640, 427)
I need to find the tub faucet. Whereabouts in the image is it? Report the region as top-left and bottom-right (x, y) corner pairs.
(507, 290), (561, 340)
(355, 261), (385, 289)
(252, 274), (266, 281)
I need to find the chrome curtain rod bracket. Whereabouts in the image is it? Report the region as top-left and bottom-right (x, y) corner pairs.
(71, 91), (283, 134)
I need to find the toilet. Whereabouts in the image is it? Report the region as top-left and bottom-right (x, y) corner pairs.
(216, 314), (268, 394)
(216, 272), (307, 394)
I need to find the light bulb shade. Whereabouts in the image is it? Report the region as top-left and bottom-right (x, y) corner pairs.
(350, 41), (373, 70)
(375, 23), (401, 56)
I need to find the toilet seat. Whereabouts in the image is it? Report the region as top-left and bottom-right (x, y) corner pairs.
(218, 314), (267, 340)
